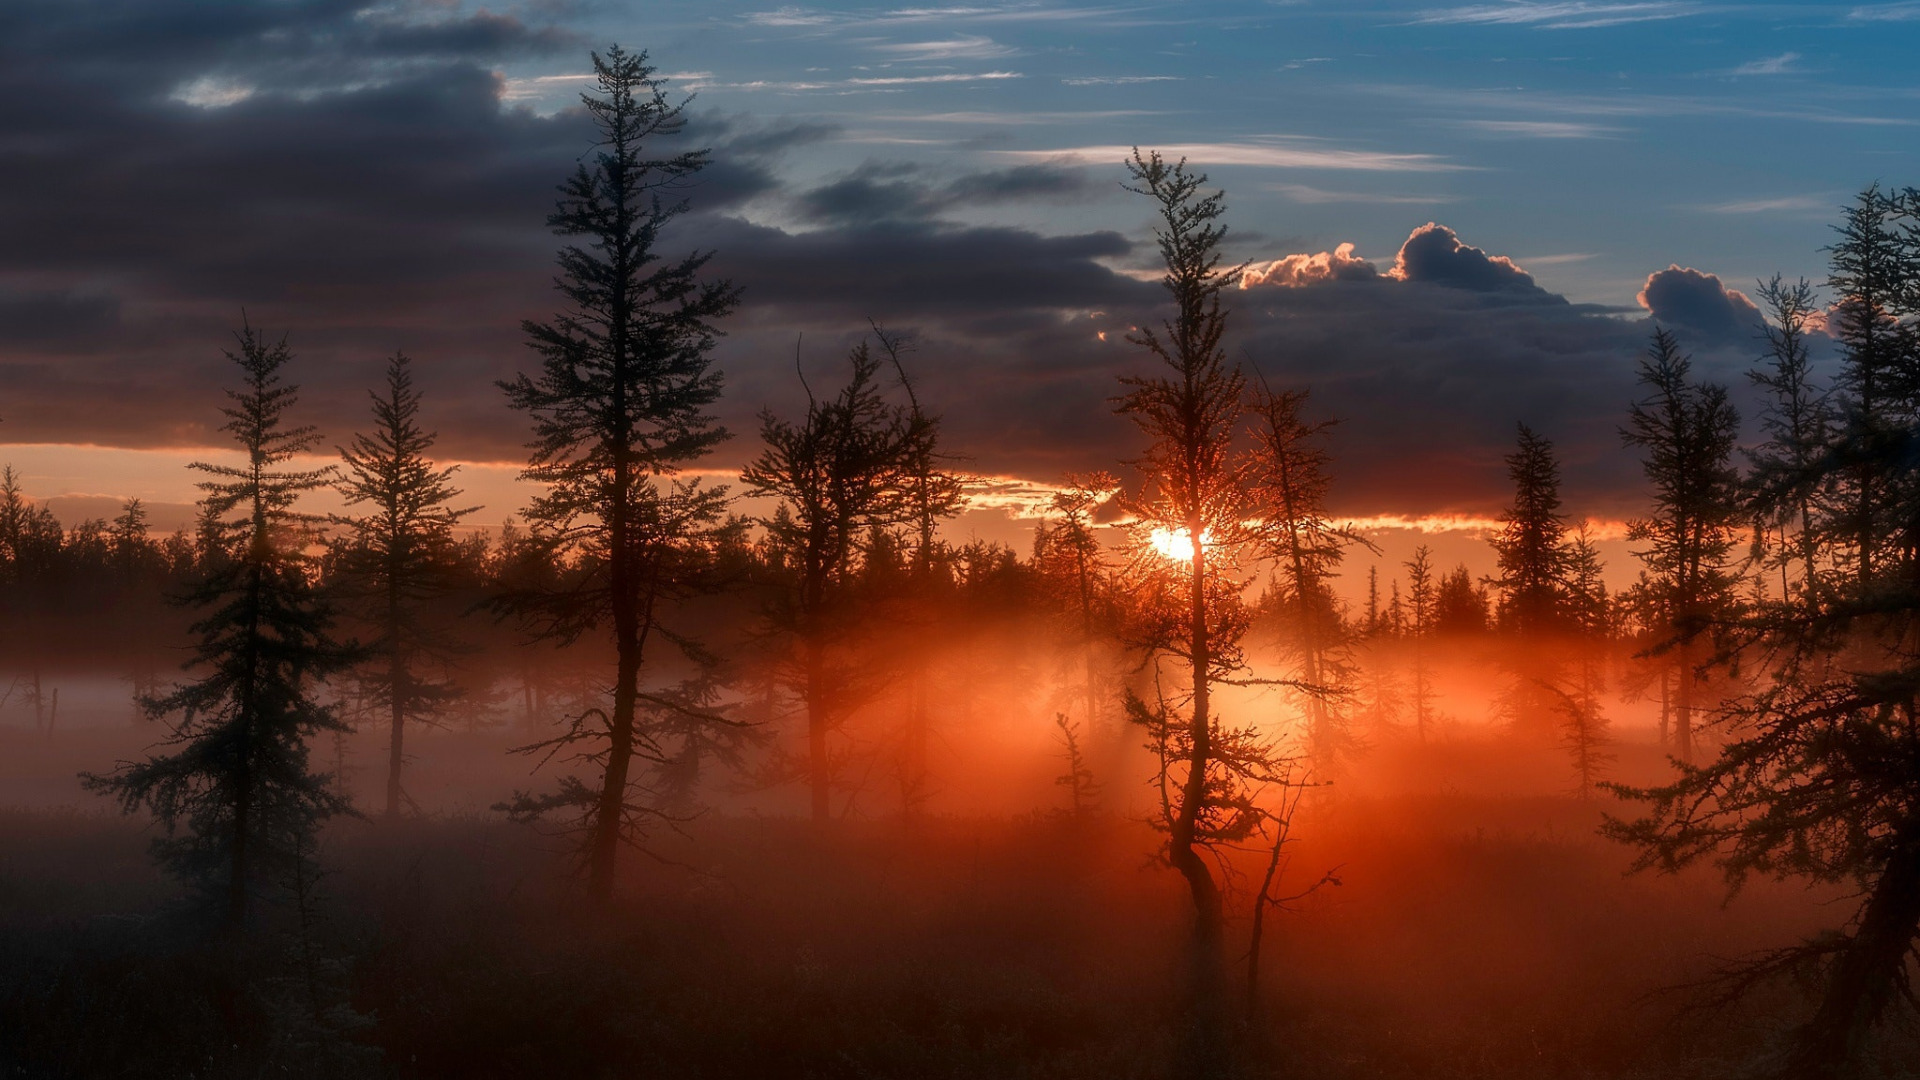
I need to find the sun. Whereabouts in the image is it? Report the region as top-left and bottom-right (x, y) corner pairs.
(1149, 526), (1212, 563)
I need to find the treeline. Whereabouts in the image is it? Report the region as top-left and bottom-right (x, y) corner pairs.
(5, 43), (1920, 1080)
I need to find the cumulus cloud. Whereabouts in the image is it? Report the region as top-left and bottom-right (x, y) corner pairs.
(1389, 223), (1551, 296)
(1242, 243), (1381, 288)
(1636, 265), (1764, 341)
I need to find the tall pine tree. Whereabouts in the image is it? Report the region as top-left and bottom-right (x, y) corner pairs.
(498, 47), (740, 900)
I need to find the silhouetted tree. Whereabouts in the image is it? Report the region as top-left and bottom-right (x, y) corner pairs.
(1434, 563), (1490, 635)
(1114, 148), (1284, 1077)
(1404, 546), (1438, 742)
(84, 324), (351, 931)
(1609, 186), (1920, 1077)
(1246, 385), (1368, 763)
(743, 336), (923, 822)
(1491, 423), (1573, 634)
(497, 47), (740, 900)
(870, 325), (965, 809)
(1746, 275), (1832, 600)
(1621, 327), (1742, 765)
(334, 354), (475, 819)
(1034, 472), (1121, 744)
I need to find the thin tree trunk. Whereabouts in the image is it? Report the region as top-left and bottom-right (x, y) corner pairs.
(384, 644), (406, 819)
(1173, 518), (1226, 1078)
(1674, 640), (1694, 766)
(807, 633), (829, 823)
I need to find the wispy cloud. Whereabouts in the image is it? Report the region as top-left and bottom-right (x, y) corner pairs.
(1357, 82), (1920, 128)
(1515, 252), (1598, 265)
(1407, 2), (1706, 30)
(1060, 75), (1183, 85)
(1849, 1), (1920, 21)
(171, 76), (254, 108)
(1449, 119), (1625, 137)
(847, 70), (1023, 85)
(744, 6), (839, 26)
(1269, 183), (1458, 204)
(873, 34), (1016, 61)
(682, 71), (1025, 93)
(1689, 194), (1834, 214)
(1726, 52), (1801, 76)
(744, 4), (1133, 29)
(997, 138), (1467, 172)
(867, 108), (1166, 124)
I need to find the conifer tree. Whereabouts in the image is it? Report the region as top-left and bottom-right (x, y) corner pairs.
(1746, 276), (1831, 600)
(742, 337), (925, 822)
(497, 47), (740, 899)
(1034, 472), (1120, 742)
(1113, 149), (1286, 1076)
(1621, 327), (1742, 765)
(1489, 424), (1576, 736)
(1247, 386), (1367, 762)
(1404, 545), (1437, 742)
(1434, 563), (1489, 635)
(85, 324), (350, 931)
(1491, 423), (1572, 633)
(335, 354), (474, 819)
(1609, 187), (1920, 1076)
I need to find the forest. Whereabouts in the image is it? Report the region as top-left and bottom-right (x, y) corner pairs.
(3, 46), (1920, 1080)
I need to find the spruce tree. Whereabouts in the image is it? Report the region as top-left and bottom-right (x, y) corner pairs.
(1609, 186), (1920, 1077)
(1246, 386), (1366, 762)
(1404, 545), (1437, 743)
(1491, 423), (1572, 634)
(1746, 276), (1831, 600)
(498, 46), (740, 900)
(1620, 327), (1742, 765)
(85, 324), (350, 931)
(335, 354), (474, 819)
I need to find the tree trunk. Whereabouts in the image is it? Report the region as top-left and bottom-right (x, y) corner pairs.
(1172, 521), (1227, 1079)
(807, 634), (830, 823)
(1787, 843), (1920, 1078)
(1674, 640), (1694, 766)
(590, 621), (640, 901)
(384, 644), (406, 819)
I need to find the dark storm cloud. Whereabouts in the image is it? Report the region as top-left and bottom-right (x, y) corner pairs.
(0, 1), (812, 456)
(700, 218), (1147, 316)
(1388, 223), (1556, 298)
(1228, 226), (1766, 517)
(1636, 265), (1766, 343)
(794, 161), (1095, 226)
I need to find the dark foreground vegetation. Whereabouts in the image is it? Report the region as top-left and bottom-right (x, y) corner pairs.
(2, 786), (1903, 1080)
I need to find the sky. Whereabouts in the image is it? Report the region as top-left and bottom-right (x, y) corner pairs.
(0, 0), (1915, 552)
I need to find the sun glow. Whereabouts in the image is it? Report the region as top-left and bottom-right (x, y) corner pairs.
(1149, 526), (1212, 563)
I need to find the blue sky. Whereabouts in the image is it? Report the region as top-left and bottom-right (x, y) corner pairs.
(508, 0), (1920, 302)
